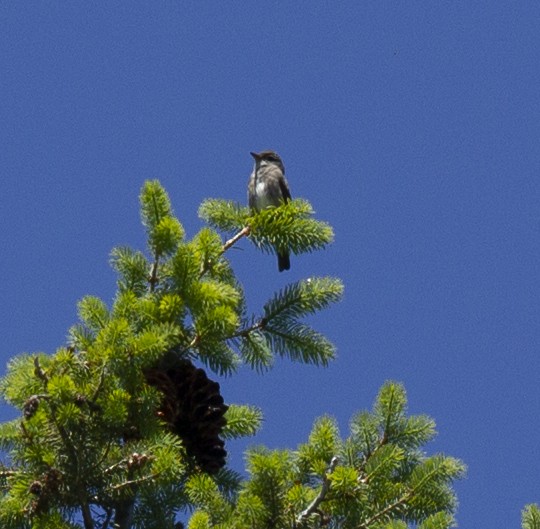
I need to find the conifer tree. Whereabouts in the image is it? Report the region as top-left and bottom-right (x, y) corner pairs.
(0, 181), (464, 529)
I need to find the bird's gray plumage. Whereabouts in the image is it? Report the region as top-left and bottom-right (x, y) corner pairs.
(248, 150), (291, 271)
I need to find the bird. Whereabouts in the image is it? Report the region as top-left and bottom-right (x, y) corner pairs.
(248, 150), (292, 272)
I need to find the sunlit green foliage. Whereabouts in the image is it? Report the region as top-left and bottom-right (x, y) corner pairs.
(523, 505), (540, 529)
(187, 382), (465, 529)
(0, 181), (343, 528)
(0, 182), (471, 529)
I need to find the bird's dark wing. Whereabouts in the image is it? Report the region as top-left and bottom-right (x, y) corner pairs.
(279, 176), (292, 202)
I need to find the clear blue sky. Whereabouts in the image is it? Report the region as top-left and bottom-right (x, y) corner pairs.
(1, 3), (539, 527)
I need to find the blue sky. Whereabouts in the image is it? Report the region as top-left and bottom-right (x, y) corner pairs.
(1, 3), (540, 527)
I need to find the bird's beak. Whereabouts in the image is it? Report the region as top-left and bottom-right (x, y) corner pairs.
(250, 151), (261, 160)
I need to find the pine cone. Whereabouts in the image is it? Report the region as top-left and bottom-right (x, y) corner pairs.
(145, 359), (228, 473)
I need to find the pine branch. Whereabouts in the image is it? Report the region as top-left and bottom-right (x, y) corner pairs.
(149, 253), (159, 292)
(103, 457), (131, 476)
(297, 456), (339, 525)
(33, 356), (47, 382)
(383, 391), (395, 442)
(263, 278), (344, 324)
(177, 333), (200, 356)
(223, 226), (250, 253)
(198, 199), (248, 233)
(90, 365), (107, 404)
(229, 320), (264, 339)
(523, 505), (540, 529)
(110, 472), (161, 491)
(33, 357), (95, 529)
(111, 455), (158, 529)
(198, 225), (250, 278)
(357, 490), (413, 529)
(360, 429), (390, 474)
(358, 457), (459, 528)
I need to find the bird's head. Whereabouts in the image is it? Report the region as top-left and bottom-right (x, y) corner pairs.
(250, 150), (285, 173)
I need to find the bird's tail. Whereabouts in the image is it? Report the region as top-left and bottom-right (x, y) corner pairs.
(278, 252), (290, 272)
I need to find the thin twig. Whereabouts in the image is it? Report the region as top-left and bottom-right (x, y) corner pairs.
(95, 438), (115, 472)
(103, 458), (130, 476)
(110, 472), (161, 491)
(177, 333), (200, 356)
(360, 458), (444, 527)
(33, 357), (48, 383)
(149, 253), (159, 292)
(111, 453), (153, 529)
(198, 225), (251, 279)
(103, 453), (154, 476)
(228, 320), (264, 340)
(223, 226), (250, 253)
(357, 490), (413, 528)
(91, 365), (107, 404)
(297, 456), (339, 525)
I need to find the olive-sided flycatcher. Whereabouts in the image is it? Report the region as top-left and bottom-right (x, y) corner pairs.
(248, 150), (291, 272)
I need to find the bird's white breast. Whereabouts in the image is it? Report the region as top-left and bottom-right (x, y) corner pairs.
(255, 180), (267, 196)
(254, 179), (273, 209)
